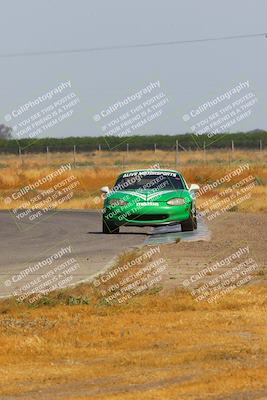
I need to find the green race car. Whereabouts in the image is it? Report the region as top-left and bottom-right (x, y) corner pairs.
(101, 169), (199, 234)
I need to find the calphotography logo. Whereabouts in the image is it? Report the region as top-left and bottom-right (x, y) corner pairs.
(92, 246), (168, 304)
(92, 80), (170, 147)
(5, 163), (81, 231)
(3, 80), (81, 145)
(0, 241), (82, 301)
(181, 80), (259, 141)
(183, 246), (261, 304)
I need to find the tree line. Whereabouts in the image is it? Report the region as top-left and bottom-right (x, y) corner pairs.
(0, 130), (266, 153)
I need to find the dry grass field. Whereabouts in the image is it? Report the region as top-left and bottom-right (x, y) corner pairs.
(0, 149), (266, 212)
(0, 269), (266, 399)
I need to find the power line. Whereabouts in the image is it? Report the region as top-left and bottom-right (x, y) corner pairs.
(0, 32), (266, 59)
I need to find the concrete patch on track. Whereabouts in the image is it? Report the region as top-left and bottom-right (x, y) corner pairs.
(145, 217), (211, 245)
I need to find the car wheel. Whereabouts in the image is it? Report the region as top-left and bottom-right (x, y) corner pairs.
(193, 214), (198, 229)
(181, 215), (194, 232)
(102, 219), (120, 234)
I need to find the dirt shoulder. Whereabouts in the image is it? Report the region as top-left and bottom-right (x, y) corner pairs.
(157, 212), (267, 292)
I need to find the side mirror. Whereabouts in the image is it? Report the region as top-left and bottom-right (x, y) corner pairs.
(100, 186), (110, 194)
(189, 184), (200, 192)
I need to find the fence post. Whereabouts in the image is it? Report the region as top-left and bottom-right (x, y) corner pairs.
(231, 140), (234, 152)
(154, 143), (157, 153)
(73, 145), (76, 168)
(203, 141), (206, 163)
(46, 146), (49, 166)
(175, 139), (179, 166)
(126, 143), (129, 155)
(18, 146), (23, 166)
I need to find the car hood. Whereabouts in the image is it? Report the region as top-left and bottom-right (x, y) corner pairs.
(106, 189), (190, 203)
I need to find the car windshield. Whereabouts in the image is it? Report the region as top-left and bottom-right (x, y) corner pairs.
(113, 172), (184, 191)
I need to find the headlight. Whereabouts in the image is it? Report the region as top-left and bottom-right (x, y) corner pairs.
(167, 198), (186, 206)
(109, 198), (128, 206)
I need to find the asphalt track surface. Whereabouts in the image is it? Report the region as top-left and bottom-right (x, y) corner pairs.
(0, 210), (210, 297)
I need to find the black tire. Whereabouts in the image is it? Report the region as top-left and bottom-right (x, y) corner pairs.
(193, 212), (198, 229)
(181, 215), (194, 232)
(102, 219), (120, 234)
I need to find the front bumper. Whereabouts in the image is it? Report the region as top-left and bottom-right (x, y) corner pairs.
(103, 204), (191, 226)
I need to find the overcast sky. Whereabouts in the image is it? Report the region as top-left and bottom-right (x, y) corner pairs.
(0, 0), (267, 138)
